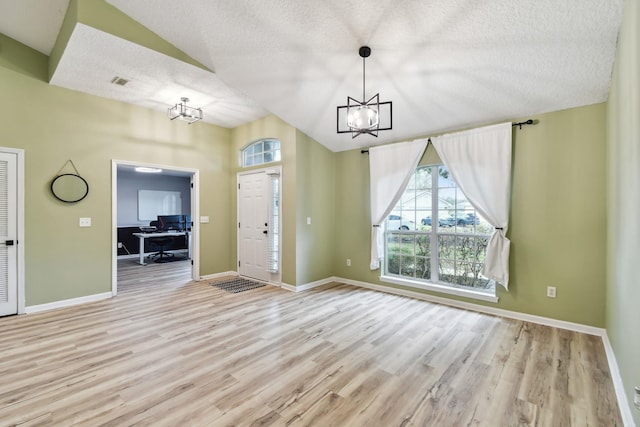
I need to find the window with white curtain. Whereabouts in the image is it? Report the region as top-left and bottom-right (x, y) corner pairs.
(384, 164), (495, 293)
(242, 139), (281, 168)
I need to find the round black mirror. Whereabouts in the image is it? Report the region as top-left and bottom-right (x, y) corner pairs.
(50, 173), (89, 203)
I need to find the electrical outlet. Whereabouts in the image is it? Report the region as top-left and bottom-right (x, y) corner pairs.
(346, 258), (351, 267)
(546, 286), (557, 298)
(79, 217), (91, 227)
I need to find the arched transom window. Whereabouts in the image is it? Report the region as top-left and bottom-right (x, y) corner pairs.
(242, 139), (281, 167)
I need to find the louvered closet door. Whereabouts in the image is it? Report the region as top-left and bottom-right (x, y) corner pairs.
(0, 152), (17, 316)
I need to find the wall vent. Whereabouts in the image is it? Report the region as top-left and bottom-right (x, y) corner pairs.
(110, 76), (129, 86)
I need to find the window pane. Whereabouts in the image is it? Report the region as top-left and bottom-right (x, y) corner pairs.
(415, 235), (429, 256)
(399, 255), (415, 278)
(455, 262), (476, 286)
(241, 139), (282, 167)
(387, 233), (400, 253)
(415, 257), (430, 280)
(387, 253), (400, 275)
(438, 235), (456, 260)
(438, 259), (455, 281)
(400, 234), (415, 257)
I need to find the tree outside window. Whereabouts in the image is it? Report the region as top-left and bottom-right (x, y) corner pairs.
(385, 165), (494, 292)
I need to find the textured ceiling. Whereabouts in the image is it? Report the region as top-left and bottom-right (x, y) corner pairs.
(0, 0), (625, 152)
(49, 23), (268, 129)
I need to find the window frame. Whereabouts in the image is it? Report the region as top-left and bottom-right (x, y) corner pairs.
(240, 139), (281, 168)
(382, 164), (499, 303)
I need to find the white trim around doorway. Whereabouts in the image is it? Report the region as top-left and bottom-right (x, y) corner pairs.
(0, 148), (25, 314)
(237, 166), (282, 286)
(111, 160), (200, 296)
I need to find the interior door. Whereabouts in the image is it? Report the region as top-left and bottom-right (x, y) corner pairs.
(238, 172), (270, 281)
(0, 152), (18, 316)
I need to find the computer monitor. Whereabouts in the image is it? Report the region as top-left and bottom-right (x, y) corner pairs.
(157, 215), (185, 231)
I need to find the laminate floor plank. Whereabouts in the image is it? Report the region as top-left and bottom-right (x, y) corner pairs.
(0, 258), (623, 426)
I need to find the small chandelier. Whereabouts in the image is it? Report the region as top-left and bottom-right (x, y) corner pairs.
(168, 97), (203, 124)
(337, 46), (392, 138)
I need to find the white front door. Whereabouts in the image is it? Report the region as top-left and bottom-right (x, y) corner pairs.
(238, 173), (270, 281)
(0, 152), (18, 316)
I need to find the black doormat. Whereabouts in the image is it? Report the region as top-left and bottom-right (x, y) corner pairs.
(211, 277), (266, 293)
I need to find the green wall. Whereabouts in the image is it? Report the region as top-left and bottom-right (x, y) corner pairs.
(0, 55), (233, 306)
(230, 117), (335, 287)
(607, 0), (640, 422)
(230, 115), (298, 285)
(295, 130), (335, 285)
(0, 34), (48, 81)
(334, 104), (608, 327)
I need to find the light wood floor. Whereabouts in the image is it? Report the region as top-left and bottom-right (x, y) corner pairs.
(0, 259), (622, 426)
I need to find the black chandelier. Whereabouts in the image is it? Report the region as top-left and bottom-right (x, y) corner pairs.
(337, 46), (392, 138)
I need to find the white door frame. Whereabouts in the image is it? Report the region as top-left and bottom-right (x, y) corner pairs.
(237, 166), (282, 285)
(111, 160), (200, 295)
(0, 148), (25, 314)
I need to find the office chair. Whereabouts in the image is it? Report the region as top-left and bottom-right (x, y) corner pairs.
(147, 220), (174, 263)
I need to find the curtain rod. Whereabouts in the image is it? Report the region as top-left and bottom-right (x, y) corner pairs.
(360, 119), (535, 153)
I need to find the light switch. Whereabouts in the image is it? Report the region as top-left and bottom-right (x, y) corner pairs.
(200, 216), (210, 224)
(79, 217), (91, 227)
(307, 217), (311, 225)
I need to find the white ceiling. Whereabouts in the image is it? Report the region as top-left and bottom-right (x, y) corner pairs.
(0, 0), (625, 152)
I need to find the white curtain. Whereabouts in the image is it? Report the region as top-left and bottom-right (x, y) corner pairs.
(431, 122), (512, 289)
(369, 139), (428, 270)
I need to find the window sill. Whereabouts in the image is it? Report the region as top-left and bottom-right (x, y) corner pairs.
(379, 275), (499, 303)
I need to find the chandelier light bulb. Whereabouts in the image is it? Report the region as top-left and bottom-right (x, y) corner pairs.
(348, 106), (379, 130)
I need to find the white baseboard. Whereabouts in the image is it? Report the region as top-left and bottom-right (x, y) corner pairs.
(199, 271), (238, 281)
(25, 292), (112, 314)
(602, 333), (636, 426)
(336, 276), (606, 336)
(281, 276), (336, 292)
(280, 283), (296, 292)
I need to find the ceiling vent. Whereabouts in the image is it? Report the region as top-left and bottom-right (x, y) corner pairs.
(110, 76), (129, 86)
